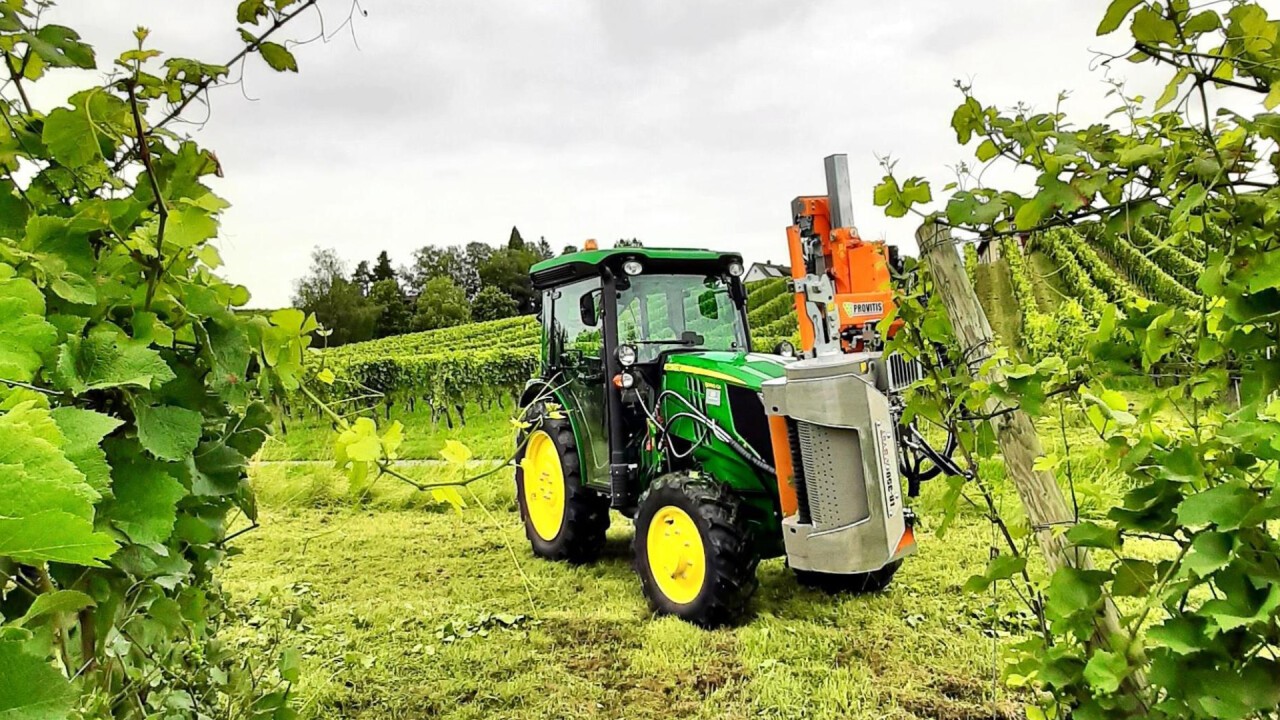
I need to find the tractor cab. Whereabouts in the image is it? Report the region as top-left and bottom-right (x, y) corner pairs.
(526, 248), (764, 503)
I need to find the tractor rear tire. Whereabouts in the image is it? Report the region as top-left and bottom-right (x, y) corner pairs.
(514, 411), (609, 564)
(794, 560), (902, 594)
(633, 473), (760, 627)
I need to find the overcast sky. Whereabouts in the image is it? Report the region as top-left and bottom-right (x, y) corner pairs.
(42, 1), (1173, 308)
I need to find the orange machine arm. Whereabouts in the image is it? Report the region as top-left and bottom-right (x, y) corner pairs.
(786, 158), (898, 354)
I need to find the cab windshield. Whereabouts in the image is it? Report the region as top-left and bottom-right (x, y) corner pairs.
(616, 273), (748, 363)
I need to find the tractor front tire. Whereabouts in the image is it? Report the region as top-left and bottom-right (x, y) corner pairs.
(633, 473), (760, 627)
(514, 412), (609, 564)
(794, 560), (902, 594)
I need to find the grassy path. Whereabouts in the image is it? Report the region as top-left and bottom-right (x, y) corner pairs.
(223, 466), (1026, 720)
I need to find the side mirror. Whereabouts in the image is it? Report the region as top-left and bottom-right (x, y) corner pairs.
(697, 290), (719, 319)
(579, 290), (600, 327)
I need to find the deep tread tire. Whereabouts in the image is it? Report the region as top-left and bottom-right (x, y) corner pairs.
(633, 473), (760, 627)
(794, 560), (902, 594)
(514, 408), (609, 564)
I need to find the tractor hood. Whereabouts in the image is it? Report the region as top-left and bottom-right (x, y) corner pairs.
(660, 350), (788, 391)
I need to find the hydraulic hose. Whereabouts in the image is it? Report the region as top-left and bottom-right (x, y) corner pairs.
(662, 411), (776, 478)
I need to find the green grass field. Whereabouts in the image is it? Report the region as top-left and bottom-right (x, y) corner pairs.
(222, 397), (1141, 719)
(224, 462), (1028, 720)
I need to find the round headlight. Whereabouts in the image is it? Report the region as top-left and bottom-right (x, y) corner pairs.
(617, 344), (638, 367)
(623, 259), (644, 276)
(773, 340), (796, 358)
(728, 261), (744, 277)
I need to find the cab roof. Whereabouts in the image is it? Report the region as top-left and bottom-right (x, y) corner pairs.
(530, 247), (743, 290)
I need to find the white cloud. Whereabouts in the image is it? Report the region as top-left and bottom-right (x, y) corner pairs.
(43, 0), (1168, 307)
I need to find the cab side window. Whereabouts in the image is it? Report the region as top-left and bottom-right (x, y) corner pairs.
(550, 277), (603, 366)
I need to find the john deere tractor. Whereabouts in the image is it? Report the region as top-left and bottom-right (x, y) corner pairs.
(514, 245), (934, 626)
(513, 156), (956, 626)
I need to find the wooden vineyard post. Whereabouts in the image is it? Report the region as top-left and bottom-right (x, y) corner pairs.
(915, 222), (1144, 689)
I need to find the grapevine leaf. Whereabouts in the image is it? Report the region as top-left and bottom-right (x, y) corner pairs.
(1145, 616), (1206, 655)
(236, 0), (268, 24)
(105, 462), (187, 544)
(165, 205), (218, 249)
(0, 407), (97, 520)
(1066, 522), (1121, 549)
(1177, 482), (1257, 530)
(54, 331), (176, 394)
(189, 441), (248, 496)
(1131, 6), (1178, 45)
(1111, 558), (1156, 597)
(13, 590), (95, 628)
(1266, 81), (1280, 111)
(0, 640), (76, 720)
(431, 487), (466, 511)
(0, 510), (117, 566)
(279, 647), (302, 683)
(25, 25), (96, 68)
(963, 553), (1026, 592)
(1183, 531), (1232, 576)
(41, 91), (130, 169)
(0, 278), (58, 384)
(135, 404), (203, 461)
(335, 417), (381, 463)
(49, 271), (97, 305)
(317, 368), (335, 385)
(440, 439), (472, 465)
(1097, 0), (1143, 34)
(259, 42), (298, 72)
(50, 407), (123, 496)
(1083, 649), (1128, 694)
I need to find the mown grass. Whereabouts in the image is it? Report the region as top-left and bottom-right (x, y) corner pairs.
(224, 463), (1032, 720)
(232, 330), (1171, 717)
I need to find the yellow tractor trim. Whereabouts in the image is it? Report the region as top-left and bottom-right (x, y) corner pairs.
(662, 363), (743, 386)
(646, 506), (706, 605)
(521, 430), (566, 541)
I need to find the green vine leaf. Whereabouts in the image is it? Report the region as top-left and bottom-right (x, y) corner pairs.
(0, 276), (58, 383)
(104, 461), (187, 544)
(0, 640), (76, 720)
(135, 404), (203, 461)
(12, 589), (95, 628)
(259, 41), (298, 72)
(54, 330), (176, 394)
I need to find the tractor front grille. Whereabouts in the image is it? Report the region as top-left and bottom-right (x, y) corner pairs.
(791, 420), (870, 528)
(880, 352), (924, 394)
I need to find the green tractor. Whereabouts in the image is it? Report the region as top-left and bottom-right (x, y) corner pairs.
(513, 246), (929, 626)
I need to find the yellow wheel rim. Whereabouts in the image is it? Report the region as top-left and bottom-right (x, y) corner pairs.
(645, 506), (706, 605)
(521, 430), (565, 541)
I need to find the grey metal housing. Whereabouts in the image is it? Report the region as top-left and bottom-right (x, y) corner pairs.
(762, 352), (913, 575)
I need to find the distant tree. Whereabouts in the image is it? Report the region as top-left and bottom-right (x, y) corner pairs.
(372, 250), (396, 283)
(352, 260), (373, 296)
(478, 247), (539, 314)
(291, 247), (378, 346)
(370, 278), (412, 337)
(508, 226), (525, 250)
(412, 276), (470, 331)
(471, 286), (518, 322)
(410, 244), (479, 297)
(615, 238), (644, 248)
(534, 236), (553, 260)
